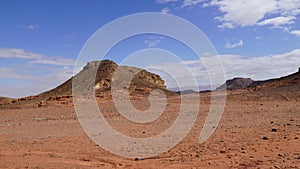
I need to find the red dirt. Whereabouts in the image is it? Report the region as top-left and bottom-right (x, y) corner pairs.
(0, 91), (299, 168)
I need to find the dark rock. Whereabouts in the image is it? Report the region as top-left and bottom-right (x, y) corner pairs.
(37, 101), (43, 107)
(263, 136), (269, 140)
(271, 128), (277, 132)
(176, 89), (198, 95)
(217, 77), (254, 90)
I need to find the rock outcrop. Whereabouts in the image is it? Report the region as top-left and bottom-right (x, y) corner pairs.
(217, 78), (254, 90)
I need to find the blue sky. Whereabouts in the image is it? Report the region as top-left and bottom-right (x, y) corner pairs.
(1, 0), (300, 98)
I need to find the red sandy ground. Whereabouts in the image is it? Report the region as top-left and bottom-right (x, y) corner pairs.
(0, 92), (299, 169)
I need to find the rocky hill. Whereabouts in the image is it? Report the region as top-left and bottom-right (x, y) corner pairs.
(216, 68), (300, 91)
(217, 78), (254, 90)
(8, 60), (169, 105)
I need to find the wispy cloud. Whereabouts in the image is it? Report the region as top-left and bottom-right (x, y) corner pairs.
(181, 0), (205, 8)
(161, 7), (170, 14)
(17, 24), (39, 30)
(0, 48), (76, 66)
(27, 24), (39, 30)
(0, 65), (74, 98)
(257, 16), (296, 27)
(0, 67), (35, 79)
(255, 36), (263, 41)
(68, 32), (77, 39)
(0, 48), (77, 97)
(225, 40), (243, 48)
(156, 0), (179, 4)
(290, 30), (300, 37)
(144, 36), (163, 47)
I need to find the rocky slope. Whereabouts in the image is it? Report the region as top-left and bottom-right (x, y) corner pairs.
(249, 67), (300, 90)
(0, 97), (15, 105)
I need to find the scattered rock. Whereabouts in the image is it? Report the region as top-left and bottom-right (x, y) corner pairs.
(278, 153), (284, 157)
(271, 128), (277, 132)
(34, 117), (46, 122)
(37, 101), (43, 107)
(262, 136), (269, 140)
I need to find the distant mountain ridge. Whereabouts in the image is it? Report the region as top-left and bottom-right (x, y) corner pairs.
(217, 67), (300, 91)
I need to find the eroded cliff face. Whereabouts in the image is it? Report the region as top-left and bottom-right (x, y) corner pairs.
(91, 60), (166, 92)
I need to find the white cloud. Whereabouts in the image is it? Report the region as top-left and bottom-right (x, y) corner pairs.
(211, 0), (277, 28)
(0, 66), (74, 98)
(27, 24), (39, 30)
(225, 40), (243, 48)
(68, 32), (77, 39)
(156, 0), (178, 4)
(181, 0), (205, 8)
(0, 48), (77, 97)
(144, 38), (161, 47)
(146, 49), (300, 90)
(276, 0), (300, 16)
(0, 67), (34, 79)
(290, 30), (300, 36)
(255, 36), (263, 40)
(159, 0), (300, 30)
(0, 48), (76, 66)
(257, 16), (296, 27)
(161, 7), (170, 14)
(217, 22), (235, 29)
(209, 0), (300, 29)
